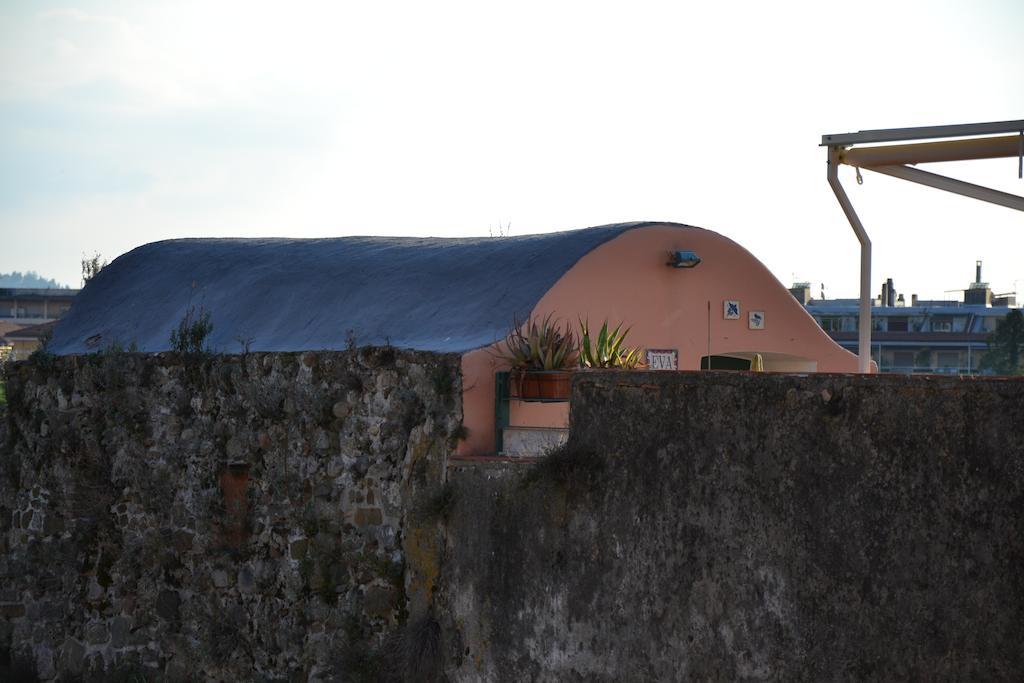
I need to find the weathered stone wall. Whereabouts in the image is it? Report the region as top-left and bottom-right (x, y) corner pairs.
(0, 349), (461, 681)
(6, 358), (1024, 681)
(441, 372), (1024, 681)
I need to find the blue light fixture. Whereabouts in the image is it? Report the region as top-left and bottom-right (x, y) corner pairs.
(667, 250), (702, 269)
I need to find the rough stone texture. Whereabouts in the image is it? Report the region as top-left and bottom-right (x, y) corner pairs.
(0, 349), (460, 681)
(501, 426), (569, 456)
(442, 372), (1024, 681)
(6, 357), (1024, 681)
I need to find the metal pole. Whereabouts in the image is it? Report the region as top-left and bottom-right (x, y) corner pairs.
(822, 119), (1024, 146)
(864, 164), (1024, 212)
(706, 300), (711, 370)
(827, 146), (873, 373)
(840, 135), (1021, 166)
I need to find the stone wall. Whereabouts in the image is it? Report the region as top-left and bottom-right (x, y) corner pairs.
(441, 372), (1024, 681)
(6, 358), (1024, 681)
(0, 349), (461, 681)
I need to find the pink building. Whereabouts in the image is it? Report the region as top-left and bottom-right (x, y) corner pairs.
(48, 222), (860, 457)
(458, 223), (860, 455)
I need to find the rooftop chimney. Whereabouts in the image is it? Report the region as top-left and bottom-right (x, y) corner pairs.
(789, 282), (811, 305)
(965, 260), (992, 306)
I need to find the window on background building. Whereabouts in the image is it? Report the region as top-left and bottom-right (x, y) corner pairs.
(932, 318), (953, 332)
(871, 317), (885, 332)
(893, 351), (915, 369)
(819, 316), (843, 332)
(888, 317), (908, 332)
(936, 351), (960, 369)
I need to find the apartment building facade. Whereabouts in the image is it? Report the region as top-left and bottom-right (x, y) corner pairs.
(795, 263), (1019, 375)
(0, 288), (79, 361)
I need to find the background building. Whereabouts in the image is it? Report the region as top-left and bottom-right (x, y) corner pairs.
(796, 262), (1019, 375)
(0, 287), (78, 326)
(0, 287), (79, 361)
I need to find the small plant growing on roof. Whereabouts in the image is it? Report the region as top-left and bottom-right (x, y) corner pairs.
(170, 304), (214, 355)
(500, 313), (578, 370)
(578, 318), (645, 369)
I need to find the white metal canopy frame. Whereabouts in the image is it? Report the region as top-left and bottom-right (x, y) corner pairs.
(822, 119), (1024, 373)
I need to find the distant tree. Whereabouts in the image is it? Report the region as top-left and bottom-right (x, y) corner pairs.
(0, 271), (67, 288)
(981, 309), (1024, 375)
(81, 252), (108, 287)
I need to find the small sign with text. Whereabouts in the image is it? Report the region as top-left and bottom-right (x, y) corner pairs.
(646, 349), (678, 370)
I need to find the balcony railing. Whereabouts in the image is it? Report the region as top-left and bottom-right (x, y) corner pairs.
(878, 366), (980, 375)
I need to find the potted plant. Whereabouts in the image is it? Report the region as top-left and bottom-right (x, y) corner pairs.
(500, 314), (578, 400)
(578, 319), (645, 369)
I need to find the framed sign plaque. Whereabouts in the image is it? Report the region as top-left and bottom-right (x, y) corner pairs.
(646, 349), (678, 370)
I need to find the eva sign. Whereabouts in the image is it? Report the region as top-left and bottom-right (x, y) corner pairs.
(724, 300), (740, 319)
(646, 349), (678, 370)
(749, 311), (765, 329)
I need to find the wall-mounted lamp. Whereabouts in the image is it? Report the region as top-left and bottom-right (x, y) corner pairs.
(667, 250), (702, 269)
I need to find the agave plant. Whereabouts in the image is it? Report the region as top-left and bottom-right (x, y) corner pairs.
(578, 319), (645, 369)
(501, 313), (578, 370)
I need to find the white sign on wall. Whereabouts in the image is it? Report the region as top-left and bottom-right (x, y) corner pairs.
(749, 310), (765, 330)
(646, 349), (678, 370)
(724, 300), (740, 319)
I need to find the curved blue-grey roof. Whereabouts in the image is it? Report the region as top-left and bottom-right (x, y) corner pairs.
(49, 221), (685, 355)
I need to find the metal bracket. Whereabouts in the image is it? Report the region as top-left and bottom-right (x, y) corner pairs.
(822, 118), (1024, 374)
(864, 164), (1024, 212)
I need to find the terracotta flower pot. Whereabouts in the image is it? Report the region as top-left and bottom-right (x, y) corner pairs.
(513, 370), (571, 401)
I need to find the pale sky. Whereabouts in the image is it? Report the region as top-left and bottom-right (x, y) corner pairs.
(1, 0), (1022, 300)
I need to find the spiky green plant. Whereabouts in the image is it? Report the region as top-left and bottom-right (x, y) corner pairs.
(578, 319), (645, 369)
(501, 314), (577, 370)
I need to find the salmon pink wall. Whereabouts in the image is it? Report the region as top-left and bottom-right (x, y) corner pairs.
(457, 224), (861, 456)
